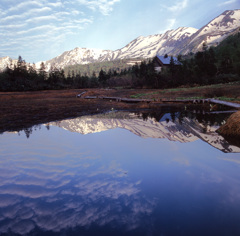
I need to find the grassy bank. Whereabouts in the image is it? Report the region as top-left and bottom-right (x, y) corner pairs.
(0, 82), (240, 134)
(129, 82), (240, 102)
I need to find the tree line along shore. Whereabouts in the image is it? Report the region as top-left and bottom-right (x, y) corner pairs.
(0, 31), (240, 141)
(0, 31), (240, 92)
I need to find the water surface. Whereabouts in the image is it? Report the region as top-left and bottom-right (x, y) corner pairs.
(0, 110), (240, 236)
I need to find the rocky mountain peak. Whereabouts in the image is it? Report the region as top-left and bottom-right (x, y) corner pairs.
(1, 10), (240, 71)
(180, 9), (240, 54)
(0, 56), (17, 71)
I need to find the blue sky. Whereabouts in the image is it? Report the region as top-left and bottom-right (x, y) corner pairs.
(0, 0), (239, 63)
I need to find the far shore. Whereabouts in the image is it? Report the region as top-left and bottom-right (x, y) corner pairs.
(0, 83), (240, 134)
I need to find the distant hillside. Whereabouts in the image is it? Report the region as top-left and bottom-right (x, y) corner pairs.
(179, 10), (240, 54)
(64, 58), (143, 77)
(45, 9), (240, 70)
(1, 9), (240, 72)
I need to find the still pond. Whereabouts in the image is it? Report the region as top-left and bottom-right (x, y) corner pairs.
(0, 108), (240, 236)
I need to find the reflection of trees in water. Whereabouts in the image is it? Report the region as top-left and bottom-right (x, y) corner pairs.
(15, 107), (232, 139)
(21, 124), (48, 138)
(23, 127), (32, 138)
(139, 108), (231, 128)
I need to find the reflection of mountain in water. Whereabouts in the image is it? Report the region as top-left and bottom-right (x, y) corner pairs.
(49, 111), (240, 153)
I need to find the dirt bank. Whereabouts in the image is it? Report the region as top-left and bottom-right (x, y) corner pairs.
(217, 111), (240, 140)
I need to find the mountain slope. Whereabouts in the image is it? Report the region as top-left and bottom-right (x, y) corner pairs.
(44, 27), (197, 69)
(44, 47), (113, 70)
(107, 27), (197, 60)
(44, 10), (240, 69)
(180, 10), (240, 54)
(1, 9), (240, 71)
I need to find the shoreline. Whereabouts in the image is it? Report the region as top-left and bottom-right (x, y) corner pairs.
(0, 87), (239, 134)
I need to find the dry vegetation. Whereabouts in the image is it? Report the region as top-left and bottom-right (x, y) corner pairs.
(0, 82), (240, 134)
(218, 111), (240, 136)
(217, 111), (240, 145)
(0, 89), (153, 133)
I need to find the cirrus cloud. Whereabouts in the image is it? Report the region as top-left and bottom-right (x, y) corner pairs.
(218, 0), (237, 6)
(167, 0), (188, 12)
(0, 0), (120, 62)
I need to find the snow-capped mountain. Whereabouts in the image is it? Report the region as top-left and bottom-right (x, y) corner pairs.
(1, 10), (240, 71)
(0, 57), (17, 71)
(43, 10), (240, 69)
(44, 47), (113, 70)
(48, 111), (240, 153)
(109, 27), (198, 60)
(179, 10), (240, 54)
(44, 27), (197, 69)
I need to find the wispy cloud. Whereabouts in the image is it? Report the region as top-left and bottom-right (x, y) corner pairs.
(167, 0), (188, 12)
(27, 7), (52, 15)
(0, 0), (120, 61)
(0, 14), (23, 23)
(158, 18), (177, 33)
(157, 0), (188, 34)
(167, 18), (177, 29)
(8, 1), (44, 12)
(25, 15), (58, 24)
(77, 0), (120, 15)
(47, 1), (63, 8)
(2, 23), (27, 30)
(218, 0), (237, 6)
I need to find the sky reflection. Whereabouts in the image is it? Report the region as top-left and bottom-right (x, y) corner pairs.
(0, 129), (156, 234)
(0, 111), (240, 235)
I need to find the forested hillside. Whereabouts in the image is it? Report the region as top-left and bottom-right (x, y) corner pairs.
(127, 28), (240, 89)
(0, 29), (239, 91)
(64, 58), (143, 77)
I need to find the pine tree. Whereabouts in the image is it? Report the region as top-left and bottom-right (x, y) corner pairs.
(38, 62), (47, 81)
(169, 56), (175, 78)
(98, 69), (107, 86)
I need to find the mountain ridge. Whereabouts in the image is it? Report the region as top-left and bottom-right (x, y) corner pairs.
(179, 9), (240, 54)
(1, 9), (240, 71)
(43, 9), (240, 70)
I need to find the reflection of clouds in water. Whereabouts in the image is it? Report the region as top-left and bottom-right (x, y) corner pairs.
(172, 156), (190, 166)
(2, 219), (35, 235)
(200, 172), (223, 184)
(185, 167), (223, 185)
(0, 153), (155, 234)
(219, 156), (240, 165)
(88, 160), (127, 178)
(0, 196), (21, 208)
(185, 162), (240, 206)
(0, 185), (58, 198)
(76, 179), (140, 200)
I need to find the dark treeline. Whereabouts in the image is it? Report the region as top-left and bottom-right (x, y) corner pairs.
(0, 56), (100, 91)
(0, 31), (240, 91)
(128, 31), (240, 89)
